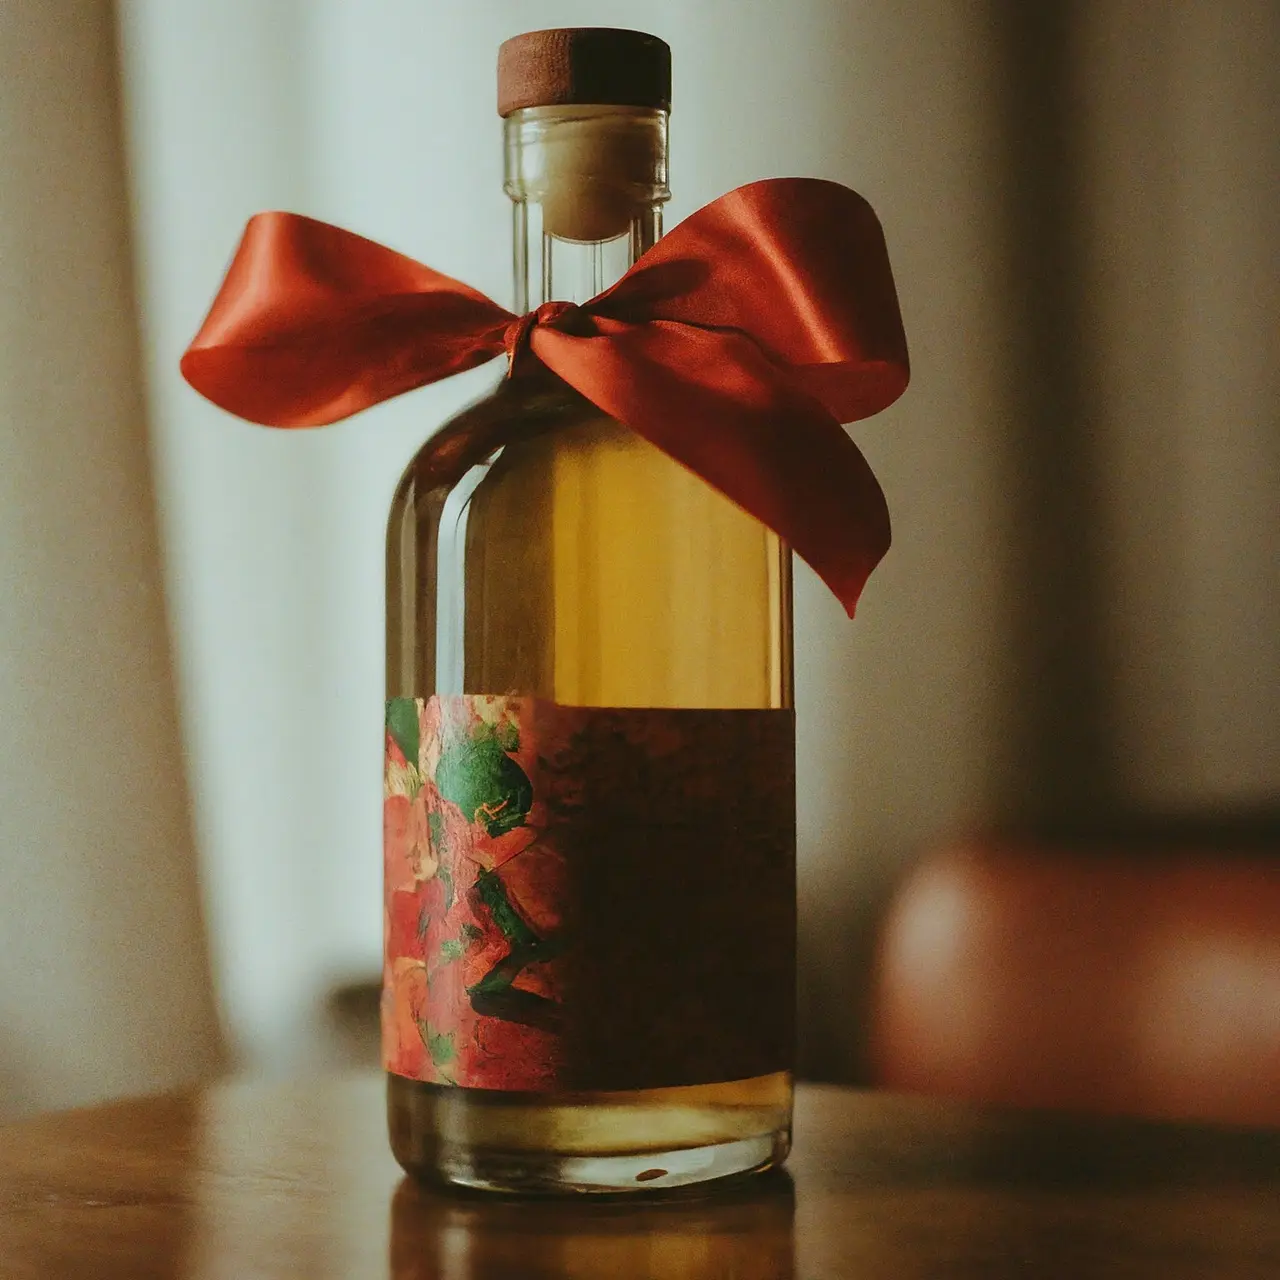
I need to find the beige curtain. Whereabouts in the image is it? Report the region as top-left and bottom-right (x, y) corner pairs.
(0, 1), (222, 1117)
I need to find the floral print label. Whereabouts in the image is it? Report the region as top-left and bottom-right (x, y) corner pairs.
(383, 696), (796, 1093)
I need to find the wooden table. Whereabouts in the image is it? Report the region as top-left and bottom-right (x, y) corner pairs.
(1, 1075), (1277, 1278)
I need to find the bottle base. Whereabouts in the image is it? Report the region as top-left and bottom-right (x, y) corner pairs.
(433, 1129), (788, 1195)
(388, 1071), (793, 1196)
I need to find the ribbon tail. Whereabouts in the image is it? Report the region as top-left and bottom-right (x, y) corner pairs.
(534, 320), (890, 617)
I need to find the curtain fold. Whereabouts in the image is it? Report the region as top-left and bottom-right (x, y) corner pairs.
(0, 0), (222, 1117)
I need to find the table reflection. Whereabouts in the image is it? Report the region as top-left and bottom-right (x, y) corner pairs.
(390, 1171), (795, 1280)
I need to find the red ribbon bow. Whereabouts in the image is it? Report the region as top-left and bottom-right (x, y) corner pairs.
(182, 178), (909, 615)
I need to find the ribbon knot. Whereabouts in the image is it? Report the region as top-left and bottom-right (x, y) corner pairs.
(181, 178), (909, 615)
(504, 301), (579, 374)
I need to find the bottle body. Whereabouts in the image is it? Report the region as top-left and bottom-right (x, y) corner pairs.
(384, 372), (795, 1192)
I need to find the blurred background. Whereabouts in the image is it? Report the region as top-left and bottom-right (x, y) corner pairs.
(1, 0), (1276, 1122)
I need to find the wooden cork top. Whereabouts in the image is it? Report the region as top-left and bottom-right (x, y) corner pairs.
(498, 28), (671, 117)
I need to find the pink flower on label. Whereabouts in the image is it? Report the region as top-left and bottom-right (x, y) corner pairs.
(418, 697), (443, 778)
(384, 792), (437, 893)
(387, 890), (427, 962)
(472, 821), (538, 871)
(384, 957), (430, 1081)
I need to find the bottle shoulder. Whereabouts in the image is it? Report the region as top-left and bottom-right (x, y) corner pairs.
(393, 372), (598, 501)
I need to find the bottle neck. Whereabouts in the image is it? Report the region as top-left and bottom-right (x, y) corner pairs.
(504, 106), (670, 312)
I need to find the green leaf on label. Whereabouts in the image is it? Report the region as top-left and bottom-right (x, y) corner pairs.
(440, 938), (465, 961)
(386, 699), (420, 771)
(435, 735), (533, 836)
(438, 862), (454, 910)
(428, 1031), (456, 1066)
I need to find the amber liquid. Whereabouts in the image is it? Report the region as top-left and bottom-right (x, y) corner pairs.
(386, 372), (794, 1192)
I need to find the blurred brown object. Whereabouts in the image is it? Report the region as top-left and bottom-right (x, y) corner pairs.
(869, 841), (1280, 1127)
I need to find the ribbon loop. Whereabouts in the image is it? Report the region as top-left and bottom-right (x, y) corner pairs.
(182, 178), (909, 615)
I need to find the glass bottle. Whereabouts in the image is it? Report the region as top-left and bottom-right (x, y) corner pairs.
(383, 30), (795, 1194)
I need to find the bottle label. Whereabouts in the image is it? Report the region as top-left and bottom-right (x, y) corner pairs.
(383, 695), (795, 1092)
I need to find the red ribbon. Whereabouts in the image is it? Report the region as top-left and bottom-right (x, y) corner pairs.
(182, 178), (909, 615)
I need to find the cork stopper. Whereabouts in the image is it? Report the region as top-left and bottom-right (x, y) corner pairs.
(498, 28), (671, 118)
